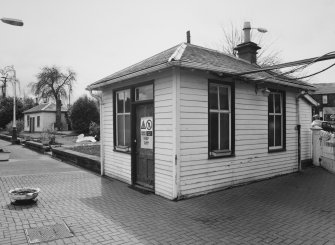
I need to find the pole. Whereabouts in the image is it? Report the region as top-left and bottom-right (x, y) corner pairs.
(12, 69), (17, 144)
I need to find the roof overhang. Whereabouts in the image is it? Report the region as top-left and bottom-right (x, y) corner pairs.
(87, 60), (316, 92)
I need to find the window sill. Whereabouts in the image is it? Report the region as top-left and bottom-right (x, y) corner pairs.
(114, 146), (131, 154)
(268, 148), (286, 153)
(209, 151), (235, 159)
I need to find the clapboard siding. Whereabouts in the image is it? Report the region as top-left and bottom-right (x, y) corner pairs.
(178, 70), (299, 197)
(154, 74), (174, 199)
(299, 99), (312, 161)
(100, 71), (175, 199)
(102, 87), (132, 184)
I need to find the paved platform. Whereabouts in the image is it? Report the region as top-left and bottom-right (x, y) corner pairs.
(1, 139), (335, 244)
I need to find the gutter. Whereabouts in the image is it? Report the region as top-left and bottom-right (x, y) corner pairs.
(89, 89), (104, 176)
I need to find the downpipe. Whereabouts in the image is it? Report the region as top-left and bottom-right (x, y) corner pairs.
(89, 89), (104, 176)
(296, 91), (306, 172)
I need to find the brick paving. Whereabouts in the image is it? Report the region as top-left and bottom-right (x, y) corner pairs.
(1, 140), (335, 244)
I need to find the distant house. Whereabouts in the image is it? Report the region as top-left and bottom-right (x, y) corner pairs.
(310, 83), (335, 122)
(23, 102), (68, 132)
(87, 30), (316, 200)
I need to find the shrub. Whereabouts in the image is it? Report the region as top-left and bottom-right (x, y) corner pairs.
(39, 129), (57, 145)
(89, 121), (100, 141)
(6, 119), (24, 135)
(70, 95), (99, 133)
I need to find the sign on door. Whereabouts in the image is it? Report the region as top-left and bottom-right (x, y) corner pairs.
(140, 117), (153, 149)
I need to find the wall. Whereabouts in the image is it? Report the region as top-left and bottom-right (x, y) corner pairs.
(299, 99), (312, 162)
(178, 69), (299, 198)
(24, 112), (67, 132)
(101, 70), (175, 199)
(102, 86), (132, 184)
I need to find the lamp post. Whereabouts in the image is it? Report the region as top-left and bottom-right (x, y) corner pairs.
(1, 17), (23, 143)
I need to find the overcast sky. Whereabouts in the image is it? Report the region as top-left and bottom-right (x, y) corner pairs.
(1, 0), (334, 102)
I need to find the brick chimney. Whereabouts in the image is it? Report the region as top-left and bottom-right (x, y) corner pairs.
(234, 22), (261, 64)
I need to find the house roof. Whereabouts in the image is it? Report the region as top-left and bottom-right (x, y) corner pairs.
(23, 102), (67, 114)
(87, 43), (315, 91)
(310, 83), (335, 95)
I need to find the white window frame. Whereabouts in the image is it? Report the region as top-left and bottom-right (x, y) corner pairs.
(115, 89), (131, 150)
(269, 92), (283, 150)
(209, 83), (231, 156)
(322, 95), (328, 104)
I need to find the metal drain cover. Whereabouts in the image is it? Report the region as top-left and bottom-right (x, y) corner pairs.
(25, 223), (73, 244)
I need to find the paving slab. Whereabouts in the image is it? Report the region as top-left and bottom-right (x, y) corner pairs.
(1, 139), (335, 244)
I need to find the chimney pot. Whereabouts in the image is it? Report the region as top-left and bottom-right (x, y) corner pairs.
(186, 30), (191, 44)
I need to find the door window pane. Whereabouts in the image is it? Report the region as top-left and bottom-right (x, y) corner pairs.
(135, 84), (153, 101)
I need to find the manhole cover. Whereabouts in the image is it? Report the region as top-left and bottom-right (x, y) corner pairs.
(25, 223), (73, 244)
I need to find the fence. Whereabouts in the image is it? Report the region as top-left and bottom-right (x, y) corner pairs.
(311, 127), (335, 173)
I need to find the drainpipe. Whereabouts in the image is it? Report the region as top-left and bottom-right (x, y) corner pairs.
(89, 89), (104, 176)
(296, 91), (306, 172)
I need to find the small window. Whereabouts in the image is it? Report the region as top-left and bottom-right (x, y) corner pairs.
(268, 92), (285, 151)
(322, 95), (328, 104)
(135, 84), (153, 101)
(27, 115), (30, 126)
(37, 116), (40, 127)
(209, 83), (233, 157)
(115, 89), (131, 151)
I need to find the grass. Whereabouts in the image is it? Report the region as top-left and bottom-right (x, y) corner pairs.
(69, 145), (100, 157)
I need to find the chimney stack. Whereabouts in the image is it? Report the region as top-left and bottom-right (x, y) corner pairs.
(234, 21), (261, 64)
(186, 30), (191, 44)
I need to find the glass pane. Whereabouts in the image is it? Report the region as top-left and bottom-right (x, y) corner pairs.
(125, 90), (131, 113)
(275, 115), (282, 146)
(117, 115), (125, 146)
(269, 115), (274, 147)
(209, 84), (218, 110)
(125, 115), (131, 146)
(219, 86), (229, 110)
(268, 94), (274, 113)
(135, 84), (153, 101)
(210, 113), (218, 151)
(275, 94), (281, 113)
(220, 113), (230, 150)
(116, 92), (124, 113)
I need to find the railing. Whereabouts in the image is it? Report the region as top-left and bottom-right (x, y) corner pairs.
(311, 127), (335, 173)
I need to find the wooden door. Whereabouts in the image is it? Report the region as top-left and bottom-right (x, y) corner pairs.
(135, 103), (154, 189)
(30, 117), (35, 133)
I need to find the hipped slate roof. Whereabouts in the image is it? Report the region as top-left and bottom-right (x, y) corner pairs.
(87, 43), (315, 91)
(23, 102), (67, 114)
(310, 83), (335, 95)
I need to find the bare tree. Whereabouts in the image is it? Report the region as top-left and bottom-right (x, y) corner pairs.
(30, 66), (76, 130)
(221, 23), (281, 67)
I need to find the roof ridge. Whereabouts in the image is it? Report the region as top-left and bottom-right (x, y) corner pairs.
(168, 43), (187, 62)
(183, 43), (260, 67)
(41, 102), (52, 111)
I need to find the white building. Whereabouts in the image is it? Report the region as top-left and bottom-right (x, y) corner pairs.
(23, 102), (68, 132)
(87, 39), (316, 200)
